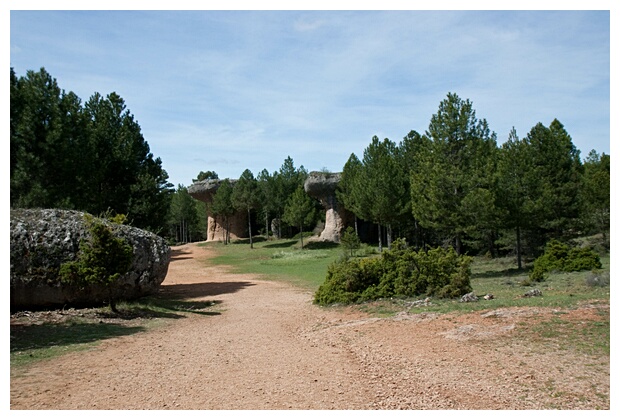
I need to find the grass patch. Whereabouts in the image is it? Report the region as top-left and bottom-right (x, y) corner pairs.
(410, 254), (608, 315)
(201, 237), (343, 290)
(11, 320), (146, 368)
(525, 307), (610, 356)
(201, 239), (610, 317)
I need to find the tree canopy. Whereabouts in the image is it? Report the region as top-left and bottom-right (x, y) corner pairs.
(10, 67), (173, 233)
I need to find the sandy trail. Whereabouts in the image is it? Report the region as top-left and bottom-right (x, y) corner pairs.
(10, 243), (610, 410)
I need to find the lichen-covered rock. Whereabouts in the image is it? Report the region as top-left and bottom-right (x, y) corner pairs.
(10, 209), (171, 309)
(523, 289), (543, 298)
(460, 292), (479, 303)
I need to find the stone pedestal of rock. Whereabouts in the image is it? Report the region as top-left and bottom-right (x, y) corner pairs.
(10, 209), (170, 310)
(188, 179), (247, 242)
(304, 172), (352, 243)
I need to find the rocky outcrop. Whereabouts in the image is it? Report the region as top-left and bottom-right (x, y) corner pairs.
(304, 172), (353, 242)
(10, 209), (170, 309)
(188, 179), (247, 242)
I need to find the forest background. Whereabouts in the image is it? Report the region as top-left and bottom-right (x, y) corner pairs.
(10, 67), (610, 265)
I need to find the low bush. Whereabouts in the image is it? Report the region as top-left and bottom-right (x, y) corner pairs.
(313, 240), (472, 305)
(529, 239), (602, 282)
(59, 216), (133, 312)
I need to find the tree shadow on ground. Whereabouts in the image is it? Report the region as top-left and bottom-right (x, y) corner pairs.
(303, 241), (340, 250)
(231, 237), (267, 245)
(263, 240), (298, 249)
(170, 248), (193, 261)
(158, 281), (256, 300)
(471, 267), (529, 280)
(11, 322), (146, 352)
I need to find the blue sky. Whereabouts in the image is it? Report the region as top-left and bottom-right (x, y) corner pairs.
(9, 6), (612, 188)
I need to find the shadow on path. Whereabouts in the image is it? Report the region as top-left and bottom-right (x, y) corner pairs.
(11, 322), (146, 353)
(158, 281), (256, 300)
(170, 248), (194, 261)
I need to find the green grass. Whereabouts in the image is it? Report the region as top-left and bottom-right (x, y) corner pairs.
(526, 307), (610, 356)
(11, 320), (147, 368)
(358, 254), (610, 316)
(201, 238), (610, 317)
(201, 237), (344, 290)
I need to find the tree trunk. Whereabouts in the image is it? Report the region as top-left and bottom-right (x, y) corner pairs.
(278, 213), (282, 239)
(299, 222), (304, 249)
(455, 234), (463, 255)
(108, 287), (118, 313)
(516, 225), (522, 270)
(226, 216), (230, 245)
(248, 208), (253, 249)
(378, 224), (383, 253)
(387, 224), (392, 250)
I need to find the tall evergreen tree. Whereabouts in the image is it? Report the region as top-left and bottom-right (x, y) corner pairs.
(496, 127), (531, 268)
(282, 186), (317, 249)
(582, 150), (610, 239)
(336, 153), (365, 234)
(397, 130), (427, 248)
(410, 92), (497, 255)
(273, 156), (308, 238)
(523, 120), (583, 247)
(232, 169), (260, 248)
(11, 67), (77, 208)
(10, 67), (172, 233)
(257, 169), (279, 239)
(360, 136), (407, 251)
(168, 185), (203, 243)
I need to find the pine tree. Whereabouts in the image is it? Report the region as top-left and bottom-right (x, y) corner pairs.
(523, 120), (583, 248)
(496, 127), (531, 268)
(336, 153), (365, 234)
(282, 187), (317, 249)
(410, 93), (497, 255)
(582, 150), (610, 239)
(360, 136), (407, 251)
(232, 169), (260, 248)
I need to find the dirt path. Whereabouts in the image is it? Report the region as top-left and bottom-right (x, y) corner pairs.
(10, 243), (610, 410)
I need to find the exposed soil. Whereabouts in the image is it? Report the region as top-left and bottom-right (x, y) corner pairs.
(10, 243), (610, 410)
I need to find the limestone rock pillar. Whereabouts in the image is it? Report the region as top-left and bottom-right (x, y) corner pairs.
(188, 179), (247, 242)
(304, 172), (352, 243)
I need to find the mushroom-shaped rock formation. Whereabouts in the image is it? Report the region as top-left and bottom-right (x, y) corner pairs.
(187, 179), (247, 242)
(304, 172), (352, 243)
(10, 209), (170, 310)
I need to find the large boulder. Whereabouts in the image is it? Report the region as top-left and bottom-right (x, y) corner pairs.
(304, 172), (353, 242)
(10, 209), (171, 310)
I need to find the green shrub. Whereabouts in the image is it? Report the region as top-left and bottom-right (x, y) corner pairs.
(59, 216), (133, 312)
(529, 239), (602, 282)
(313, 241), (472, 305)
